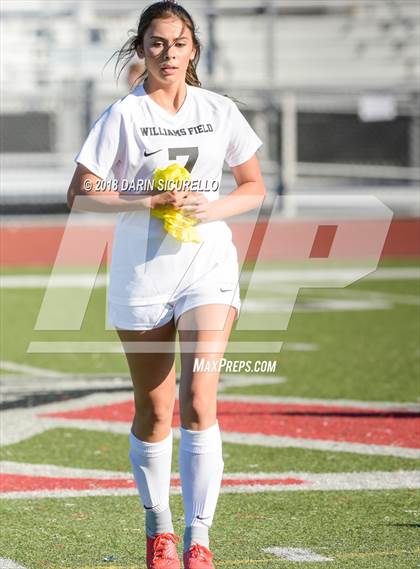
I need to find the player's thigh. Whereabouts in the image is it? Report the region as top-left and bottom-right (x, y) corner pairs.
(176, 301), (237, 335)
(116, 318), (177, 402)
(177, 304), (236, 401)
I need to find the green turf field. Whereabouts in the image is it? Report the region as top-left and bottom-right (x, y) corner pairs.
(1, 257), (419, 568)
(1, 257), (419, 401)
(1, 490), (419, 568)
(1, 428), (419, 473)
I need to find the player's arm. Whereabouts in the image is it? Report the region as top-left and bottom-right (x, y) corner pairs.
(181, 154), (266, 222)
(66, 164), (185, 212)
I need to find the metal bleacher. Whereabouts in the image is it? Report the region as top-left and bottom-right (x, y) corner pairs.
(1, 0), (419, 214)
(210, 0), (419, 89)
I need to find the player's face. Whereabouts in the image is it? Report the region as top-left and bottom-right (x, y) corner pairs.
(140, 17), (196, 84)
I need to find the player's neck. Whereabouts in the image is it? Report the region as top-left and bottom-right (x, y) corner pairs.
(143, 78), (188, 116)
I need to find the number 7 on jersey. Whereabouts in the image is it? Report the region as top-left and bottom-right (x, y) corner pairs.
(168, 147), (198, 173)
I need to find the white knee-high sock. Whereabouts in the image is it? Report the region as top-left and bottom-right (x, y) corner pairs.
(179, 421), (224, 551)
(129, 429), (174, 537)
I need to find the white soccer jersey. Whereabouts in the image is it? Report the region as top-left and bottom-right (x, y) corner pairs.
(74, 83), (263, 306)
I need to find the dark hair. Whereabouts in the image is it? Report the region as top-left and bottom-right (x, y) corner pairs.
(111, 1), (201, 87)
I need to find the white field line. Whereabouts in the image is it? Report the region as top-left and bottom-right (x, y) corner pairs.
(219, 432), (420, 459)
(0, 360), (69, 378)
(219, 375), (287, 388)
(2, 461), (419, 484)
(2, 376), (283, 393)
(262, 547), (334, 562)
(0, 379), (133, 393)
(295, 299), (394, 312)
(0, 560), (28, 569)
(0, 461), (133, 479)
(242, 298), (393, 313)
(1, 267), (418, 289)
(0, 274), (108, 288)
(241, 268), (420, 284)
(22, 418), (131, 437)
(24, 342), (310, 357)
(0, 391), (133, 445)
(311, 288), (420, 307)
(0, 488), (154, 499)
(282, 343), (318, 351)
(26, 341), (284, 354)
(1, 372), (131, 380)
(1, 466), (419, 500)
(242, 285), (420, 312)
(0, 374), (285, 388)
(217, 394), (420, 411)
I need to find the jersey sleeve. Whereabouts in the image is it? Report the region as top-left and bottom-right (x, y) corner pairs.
(225, 99), (263, 168)
(74, 101), (124, 179)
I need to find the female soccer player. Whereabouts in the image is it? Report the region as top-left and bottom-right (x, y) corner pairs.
(67, 2), (265, 567)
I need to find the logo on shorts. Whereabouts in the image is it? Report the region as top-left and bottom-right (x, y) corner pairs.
(220, 287), (233, 292)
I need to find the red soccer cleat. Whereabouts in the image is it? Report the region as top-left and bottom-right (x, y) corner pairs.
(183, 543), (215, 569)
(146, 532), (181, 569)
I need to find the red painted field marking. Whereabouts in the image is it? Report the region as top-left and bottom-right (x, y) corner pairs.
(0, 473), (306, 494)
(1, 467), (419, 498)
(0, 473), (134, 492)
(40, 399), (420, 449)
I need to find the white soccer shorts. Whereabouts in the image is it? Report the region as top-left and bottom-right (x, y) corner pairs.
(108, 269), (241, 331)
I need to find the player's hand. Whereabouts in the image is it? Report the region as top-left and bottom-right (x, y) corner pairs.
(150, 189), (190, 208)
(179, 192), (212, 222)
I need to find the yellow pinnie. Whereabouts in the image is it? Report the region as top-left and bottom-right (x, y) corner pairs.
(151, 163), (201, 243)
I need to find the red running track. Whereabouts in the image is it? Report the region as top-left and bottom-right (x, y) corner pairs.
(1, 218), (419, 266)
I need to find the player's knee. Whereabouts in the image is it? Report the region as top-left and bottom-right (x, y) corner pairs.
(180, 393), (216, 429)
(134, 399), (173, 429)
